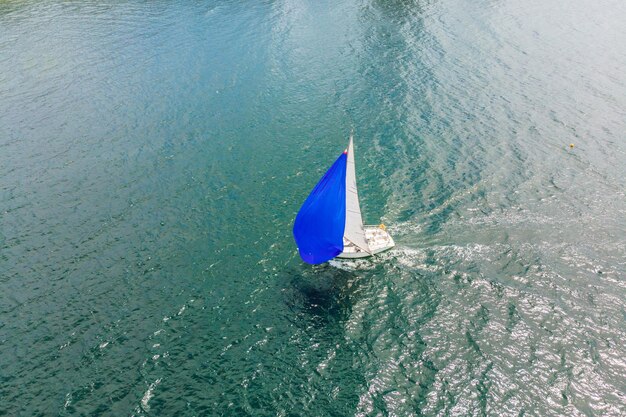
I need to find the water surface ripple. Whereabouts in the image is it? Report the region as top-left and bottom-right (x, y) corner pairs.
(1, 0), (625, 415)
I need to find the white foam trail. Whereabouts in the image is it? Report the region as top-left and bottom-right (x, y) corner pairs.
(328, 258), (376, 271)
(141, 378), (161, 412)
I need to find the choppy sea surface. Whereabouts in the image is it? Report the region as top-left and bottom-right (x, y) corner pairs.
(1, 0), (625, 415)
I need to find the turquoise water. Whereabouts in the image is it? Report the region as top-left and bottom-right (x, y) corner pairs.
(1, 0), (626, 415)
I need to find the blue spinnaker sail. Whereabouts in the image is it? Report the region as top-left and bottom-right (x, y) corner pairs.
(293, 152), (347, 264)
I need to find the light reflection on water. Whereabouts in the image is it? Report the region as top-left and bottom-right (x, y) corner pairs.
(1, 0), (625, 415)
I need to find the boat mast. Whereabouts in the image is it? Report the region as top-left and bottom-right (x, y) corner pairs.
(344, 132), (371, 253)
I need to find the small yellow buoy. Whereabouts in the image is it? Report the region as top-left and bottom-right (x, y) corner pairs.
(569, 143), (574, 148)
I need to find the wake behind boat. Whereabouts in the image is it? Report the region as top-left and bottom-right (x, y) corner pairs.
(293, 133), (394, 264)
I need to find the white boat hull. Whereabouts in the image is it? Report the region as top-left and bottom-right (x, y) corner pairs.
(336, 225), (395, 259)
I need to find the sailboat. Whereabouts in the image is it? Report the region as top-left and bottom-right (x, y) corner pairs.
(293, 133), (395, 264)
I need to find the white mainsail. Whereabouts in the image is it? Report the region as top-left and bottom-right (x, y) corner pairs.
(344, 134), (371, 253)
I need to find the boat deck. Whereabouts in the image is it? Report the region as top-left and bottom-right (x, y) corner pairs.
(337, 225), (395, 259)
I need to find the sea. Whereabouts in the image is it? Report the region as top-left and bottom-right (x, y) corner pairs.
(1, 0), (625, 415)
